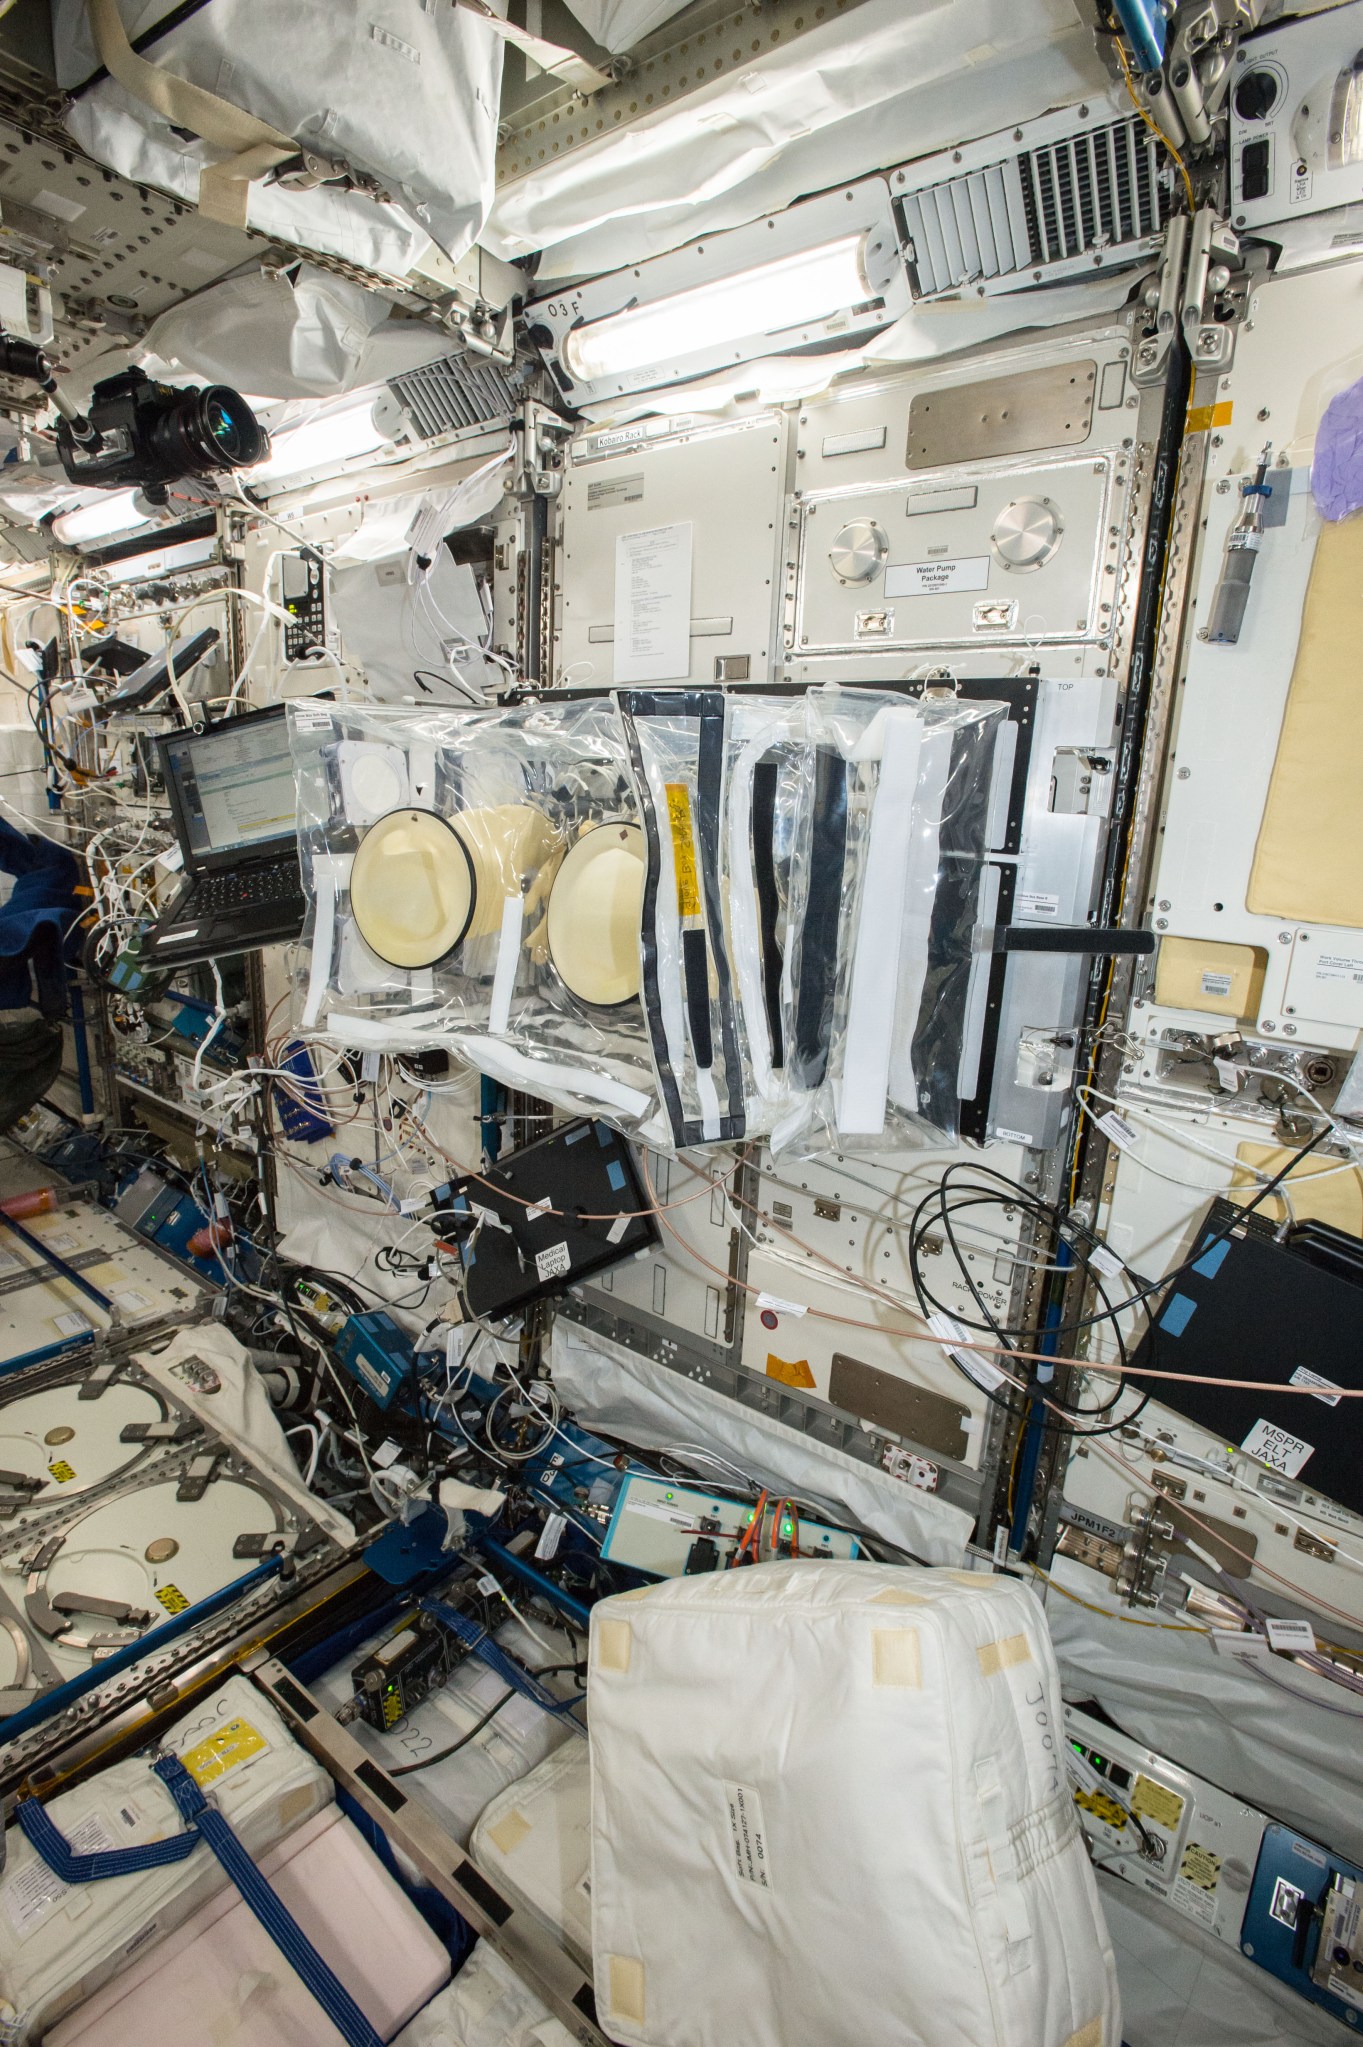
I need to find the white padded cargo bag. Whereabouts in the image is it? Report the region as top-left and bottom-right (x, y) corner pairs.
(470, 1742), (593, 1965)
(395, 1939), (575, 2047)
(588, 1562), (1119, 2047)
(0, 1674), (331, 2044)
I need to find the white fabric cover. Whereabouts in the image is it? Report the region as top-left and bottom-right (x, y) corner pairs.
(396, 1940), (573, 2047)
(139, 266), (451, 402)
(1098, 1873), (1350, 2047)
(560, 2), (690, 52)
(53, 0), (503, 274)
(48, 1804), (450, 2044)
(1043, 1560), (1363, 1868)
(0, 1674), (331, 2044)
(470, 1744), (592, 1966)
(587, 1562), (1120, 2047)
(548, 1322), (973, 1564)
(489, 0), (1105, 273)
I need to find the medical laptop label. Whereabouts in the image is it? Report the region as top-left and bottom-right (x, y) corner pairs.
(724, 1780), (772, 1891)
(1241, 1418), (1314, 1478)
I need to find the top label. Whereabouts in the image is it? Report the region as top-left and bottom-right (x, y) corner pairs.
(885, 556), (990, 598)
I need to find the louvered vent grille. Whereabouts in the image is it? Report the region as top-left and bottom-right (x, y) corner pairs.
(899, 117), (1164, 299)
(386, 353), (523, 440)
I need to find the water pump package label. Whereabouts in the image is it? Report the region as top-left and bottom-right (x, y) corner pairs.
(1241, 1418), (1314, 1478)
(724, 1781), (772, 1892)
(885, 556), (990, 598)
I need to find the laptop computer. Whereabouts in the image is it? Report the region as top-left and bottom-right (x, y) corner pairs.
(143, 706), (308, 966)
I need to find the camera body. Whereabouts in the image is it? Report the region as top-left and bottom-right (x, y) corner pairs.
(56, 366), (266, 495)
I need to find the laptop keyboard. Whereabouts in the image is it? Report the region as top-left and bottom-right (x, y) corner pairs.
(190, 864), (303, 915)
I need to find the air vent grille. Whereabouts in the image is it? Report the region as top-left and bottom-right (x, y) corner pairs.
(899, 116), (1165, 299)
(385, 353), (524, 440)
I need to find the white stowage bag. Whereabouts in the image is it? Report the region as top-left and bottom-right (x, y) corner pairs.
(587, 1563), (1121, 2047)
(0, 1674), (331, 2045)
(470, 1743), (592, 1964)
(51, 0), (502, 274)
(395, 1940), (574, 2047)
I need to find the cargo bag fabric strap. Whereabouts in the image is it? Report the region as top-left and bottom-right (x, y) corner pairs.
(85, 0), (297, 227)
(14, 1758), (384, 2047)
(975, 1758), (1034, 1971)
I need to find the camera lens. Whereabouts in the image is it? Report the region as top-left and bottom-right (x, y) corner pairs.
(147, 382), (266, 478)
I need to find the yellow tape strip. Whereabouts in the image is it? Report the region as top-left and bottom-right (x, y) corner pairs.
(664, 783), (701, 919)
(1186, 399), (1233, 434)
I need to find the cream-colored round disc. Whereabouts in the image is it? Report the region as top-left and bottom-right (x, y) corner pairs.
(349, 809), (474, 969)
(547, 823), (645, 1007)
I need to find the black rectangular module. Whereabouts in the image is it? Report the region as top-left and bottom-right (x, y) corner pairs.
(1130, 1201), (1363, 1514)
(438, 1119), (657, 1321)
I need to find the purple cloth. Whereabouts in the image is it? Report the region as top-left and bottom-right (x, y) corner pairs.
(1312, 374), (1363, 521)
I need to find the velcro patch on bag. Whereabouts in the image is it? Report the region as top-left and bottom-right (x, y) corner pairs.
(977, 1633), (1032, 1677)
(871, 1629), (921, 1687)
(485, 1809), (531, 1856)
(871, 1586), (927, 1606)
(1063, 2021), (1103, 2047)
(595, 1618), (633, 1673)
(608, 1954), (646, 2024)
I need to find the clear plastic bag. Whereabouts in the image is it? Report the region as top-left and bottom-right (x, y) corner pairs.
(800, 685), (1005, 1153)
(288, 696), (661, 1130)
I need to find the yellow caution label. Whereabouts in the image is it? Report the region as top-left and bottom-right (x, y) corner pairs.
(664, 783), (701, 919)
(155, 1583), (190, 1615)
(1186, 399), (1233, 434)
(766, 1353), (816, 1390)
(47, 1461), (76, 1483)
(181, 1716), (268, 1787)
(1074, 1787), (1129, 1831)
(1130, 1774), (1185, 1829)
(1179, 1842), (1222, 1891)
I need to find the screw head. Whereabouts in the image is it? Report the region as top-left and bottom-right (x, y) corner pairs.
(1158, 899), (1171, 912)
(1261, 1020), (1276, 1032)
(1278, 931), (1293, 945)
(1177, 766), (1191, 779)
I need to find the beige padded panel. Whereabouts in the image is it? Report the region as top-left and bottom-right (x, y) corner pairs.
(483, 1809), (532, 1857)
(607, 1956), (647, 2025)
(1248, 515), (1363, 927)
(871, 1586), (928, 1606)
(1154, 936), (1265, 1019)
(1064, 2022), (1103, 2047)
(871, 1629), (922, 1688)
(594, 1618), (633, 1673)
(977, 1634), (1032, 1677)
(1231, 1142), (1363, 1233)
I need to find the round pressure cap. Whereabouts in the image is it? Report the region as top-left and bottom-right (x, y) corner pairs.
(349, 808), (474, 969)
(547, 822), (646, 1007)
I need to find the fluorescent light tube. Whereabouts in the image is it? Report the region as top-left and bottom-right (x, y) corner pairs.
(252, 398), (389, 486)
(565, 233), (873, 383)
(51, 490), (153, 546)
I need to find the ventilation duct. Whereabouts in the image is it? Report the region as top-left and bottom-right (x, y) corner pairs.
(375, 352), (527, 444)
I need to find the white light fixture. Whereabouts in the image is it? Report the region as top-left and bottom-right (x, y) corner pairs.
(565, 234), (871, 383)
(529, 179), (907, 405)
(51, 490), (154, 547)
(251, 397), (390, 488)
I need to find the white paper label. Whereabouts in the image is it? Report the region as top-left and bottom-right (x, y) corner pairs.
(1170, 1874), (1218, 1927)
(113, 1288), (150, 1312)
(535, 1512), (567, 1560)
(994, 1126), (1035, 1146)
(476, 1573), (500, 1598)
(723, 1780), (772, 1891)
(606, 1215), (630, 1244)
(613, 522), (693, 683)
(360, 1051), (381, 1084)
(1289, 1365), (1341, 1408)
(534, 1241), (572, 1282)
(885, 555), (990, 598)
(53, 1312), (90, 1336)
(399, 1197), (424, 1216)
(1200, 971), (1234, 997)
(372, 1439), (402, 1469)
(1088, 1242), (1124, 1279)
(1313, 951), (1363, 984)
(927, 1310), (1006, 1391)
(525, 1198), (552, 1221)
(1211, 1631), (1269, 1660)
(1312, 1498), (1353, 1529)
(1096, 1110), (1138, 1150)
(1241, 1418), (1314, 1478)
(290, 704), (333, 731)
(44, 1231), (77, 1252)
(5, 1813), (116, 1937)
(1018, 890), (1061, 918)
(755, 1291), (807, 1319)
(623, 1499), (694, 1528)
(1265, 1616), (1317, 1655)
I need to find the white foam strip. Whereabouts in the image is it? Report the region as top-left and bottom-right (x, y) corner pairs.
(837, 709), (924, 1136)
(488, 893), (523, 1035)
(301, 854), (345, 1029)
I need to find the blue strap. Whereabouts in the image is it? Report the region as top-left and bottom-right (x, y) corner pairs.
(15, 1758), (383, 2047)
(15, 1797), (199, 1878)
(152, 1756), (384, 2047)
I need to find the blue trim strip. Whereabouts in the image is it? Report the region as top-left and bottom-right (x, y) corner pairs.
(0, 1207), (113, 1315)
(17, 1795), (197, 1877)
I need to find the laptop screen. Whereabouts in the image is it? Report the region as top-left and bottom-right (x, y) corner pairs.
(164, 715), (297, 862)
